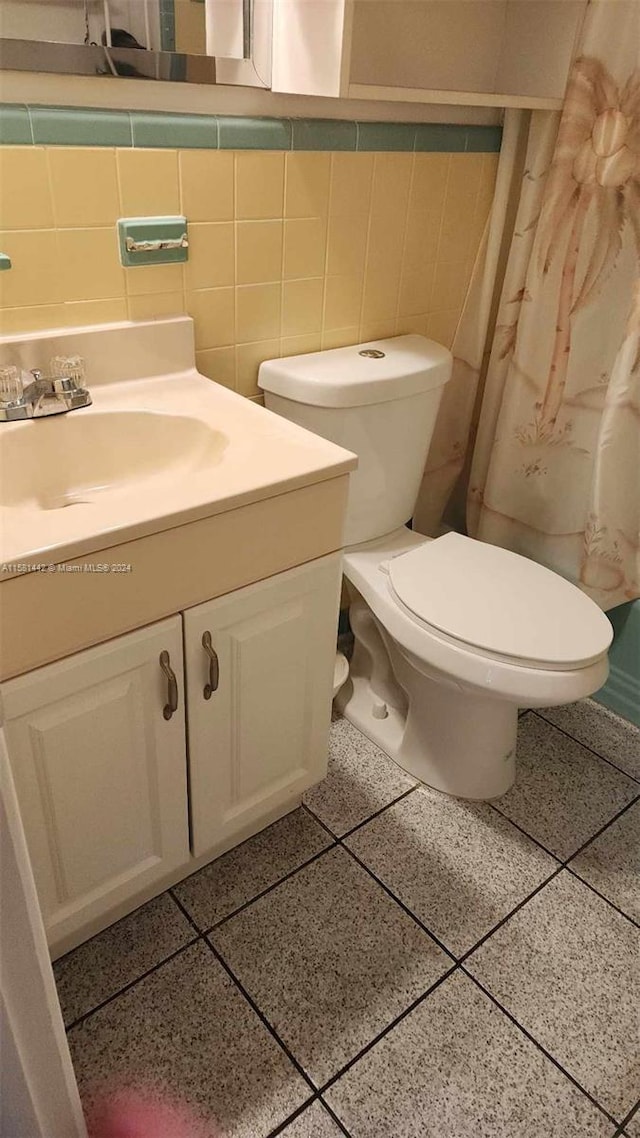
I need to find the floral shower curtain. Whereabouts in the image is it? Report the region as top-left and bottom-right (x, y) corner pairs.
(468, 0), (640, 611)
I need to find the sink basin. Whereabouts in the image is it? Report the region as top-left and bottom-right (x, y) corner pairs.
(0, 410), (228, 510)
(0, 316), (356, 577)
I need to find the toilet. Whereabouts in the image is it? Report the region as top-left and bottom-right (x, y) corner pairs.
(258, 336), (613, 799)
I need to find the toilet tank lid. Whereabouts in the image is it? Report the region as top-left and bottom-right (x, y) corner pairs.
(258, 335), (452, 408)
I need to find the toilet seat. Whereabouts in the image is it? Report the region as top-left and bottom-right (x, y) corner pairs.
(387, 532), (612, 670)
(344, 528), (611, 705)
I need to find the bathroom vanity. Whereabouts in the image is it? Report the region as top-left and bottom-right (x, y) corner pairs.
(0, 317), (356, 958)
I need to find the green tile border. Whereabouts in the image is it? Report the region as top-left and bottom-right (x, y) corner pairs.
(131, 110), (218, 148)
(357, 121), (417, 151)
(29, 106), (132, 146)
(464, 124), (503, 153)
(595, 600), (640, 728)
(291, 118), (357, 151)
(415, 123), (467, 152)
(0, 103), (32, 144)
(0, 104), (502, 154)
(217, 115), (292, 150)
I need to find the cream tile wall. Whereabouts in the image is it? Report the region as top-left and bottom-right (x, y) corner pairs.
(0, 147), (497, 398)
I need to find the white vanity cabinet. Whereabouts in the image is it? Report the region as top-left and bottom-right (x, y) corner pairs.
(0, 617), (190, 955)
(1, 555), (342, 956)
(184, 555), (341, 857)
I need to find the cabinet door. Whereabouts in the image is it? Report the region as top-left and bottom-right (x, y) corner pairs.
(1, 617), (189, 955)
(184, 555), (341, 856)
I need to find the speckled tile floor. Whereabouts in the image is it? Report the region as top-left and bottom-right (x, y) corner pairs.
(56, 700), (640, 1138)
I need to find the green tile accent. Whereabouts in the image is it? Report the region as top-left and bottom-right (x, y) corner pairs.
(131, 111), (218, 149)
(414, 123), (467, 152)
(291, 118), (357, 151)
(0, 104), (33, 145)
(466, 125), (503, 152)
(218, 116), (292, 150)
(356, 122), (416, 151)
(118, 216), (189, 266)
(0, 253), (12, 271)
(595, 600), (640, 727)
(30, 105), (132, 147)
(1, 104), (502, 155)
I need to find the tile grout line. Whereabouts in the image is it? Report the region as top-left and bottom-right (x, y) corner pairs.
(564, 864), (640, 930)
(338, 839), (457, 962)
(456, 864), (565, 966)
(300, 799), (341, 840)
(264, 1097), (322, 1138)
(318, 965), (459, 1096)
(306, 782), (419, 844)
(64, 933), (202, 1032)
(489, 785), (639, 867)
(198, 839), (340, 936)
(489, 791), (640, 927)
(169, 886), (207, 935)
(316, 1097), (353, 1137)
(562, 792), (640, 863)
(485, 799), (563, 862)
(532, 709), (640, 786)
(265, 1095), (353, 1138)
(202, 935), (319, 1096)
(618, 1098), (640, 1133)
(460, 967), (622, 1129)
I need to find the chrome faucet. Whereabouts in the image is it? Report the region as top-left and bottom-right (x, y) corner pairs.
(0, 357), (92, 422)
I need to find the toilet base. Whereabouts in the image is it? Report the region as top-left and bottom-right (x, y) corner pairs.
(336, 596), (517, 799)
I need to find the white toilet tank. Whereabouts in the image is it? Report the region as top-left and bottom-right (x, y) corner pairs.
(258, 335), (452, 546)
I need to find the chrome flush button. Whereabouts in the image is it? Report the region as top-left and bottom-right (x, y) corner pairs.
(359, 349), (386, 358)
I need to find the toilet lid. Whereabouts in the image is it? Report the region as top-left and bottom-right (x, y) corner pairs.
(388, 533), (612, 667)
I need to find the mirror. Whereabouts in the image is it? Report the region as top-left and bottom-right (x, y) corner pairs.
(0, 0), (272, 88)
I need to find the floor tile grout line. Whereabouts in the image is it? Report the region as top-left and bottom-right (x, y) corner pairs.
(342, 825), (569, 970)
(202, 935), (319, 1096)
(265, 1095), (353, 1138)
(264, 1096), (321, 1138)
(564, 865), (640, 930)
(532, 709), (640, 786)
(489, 788), (640, 868)
(486, 800), (564, 862)
(619, 1098), (640, 1130)
(456, 865), (565, 966)
(169, 887), (203, 935)
(318, 965), (459, 1096)
(562, 792), (640, 863)
(197, 840), (340, 937)
(338, 840), (457, 963)
(317, 1096), (353, 1137)
(64, 933), (203, 1032)
(301, 801), (341, 840)
(302, 782), (419, 844)
(338, 784), (419, 841)
(460, 967), (621, 1129)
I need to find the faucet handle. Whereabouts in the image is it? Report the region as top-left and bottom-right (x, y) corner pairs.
(50, 354), (86, 391)
(0, 365), (24, 405)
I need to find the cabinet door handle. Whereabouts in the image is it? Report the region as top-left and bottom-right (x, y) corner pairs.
(202, 631), (219, 699)
(159, 650), (179, 720)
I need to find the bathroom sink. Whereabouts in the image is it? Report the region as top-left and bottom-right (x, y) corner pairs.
(0, 316), (357, 573)
(0, 410), (228, 510)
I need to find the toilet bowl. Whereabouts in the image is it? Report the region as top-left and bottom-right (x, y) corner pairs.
(258, 335), (613, 799)
(336, 527), (611, 798)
